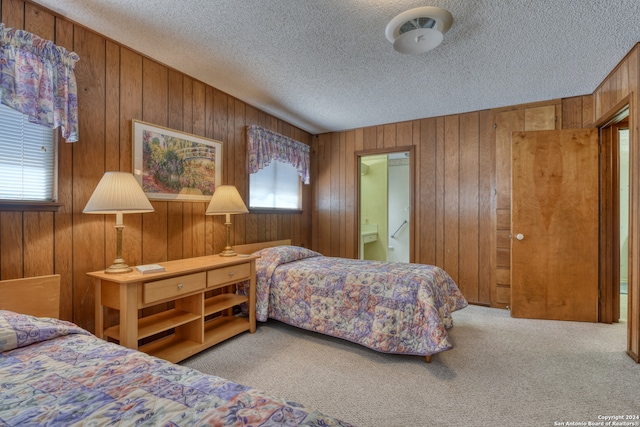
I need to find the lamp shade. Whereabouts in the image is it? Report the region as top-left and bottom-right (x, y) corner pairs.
(205, 185), (249, 215)
(83, 171), (154, 214)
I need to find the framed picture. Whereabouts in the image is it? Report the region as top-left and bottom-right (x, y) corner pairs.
(132, 120), (223, 201)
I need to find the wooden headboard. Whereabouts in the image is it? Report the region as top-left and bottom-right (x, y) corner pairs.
(232, 239), (291, 255)
(0, 274), (60, 318)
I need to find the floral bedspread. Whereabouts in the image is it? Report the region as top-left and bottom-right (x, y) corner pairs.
(246, 246), (468, 357)
(0, 310), (352, 426)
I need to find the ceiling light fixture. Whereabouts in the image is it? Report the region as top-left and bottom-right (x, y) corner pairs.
(385, 6), (453, 54)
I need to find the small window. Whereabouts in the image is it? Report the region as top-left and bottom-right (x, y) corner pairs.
(249, 160), (301, 210)
(0, 103), (57, 201)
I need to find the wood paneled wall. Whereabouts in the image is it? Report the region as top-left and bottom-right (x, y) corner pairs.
(313, 101), (569, 307)
(0, 0), (312, 332)
(314, 115), (495, 299)
(313, 97), (600, 309)
(593, 44), (640, 361)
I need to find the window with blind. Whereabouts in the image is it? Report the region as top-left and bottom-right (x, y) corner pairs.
(249, 160), (301, 210)
(0, 103), (57, 201)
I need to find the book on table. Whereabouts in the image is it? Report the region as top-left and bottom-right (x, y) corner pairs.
(135, 264), (165, 274)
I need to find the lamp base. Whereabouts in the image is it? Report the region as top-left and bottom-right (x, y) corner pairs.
(219, 247), (237, 257)
(105, 258), (133, 274)
(105, 225), (133, 273)
(219, 222), (237, 256)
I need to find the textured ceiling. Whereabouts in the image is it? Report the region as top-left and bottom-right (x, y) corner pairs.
(29, 0), (640, 134)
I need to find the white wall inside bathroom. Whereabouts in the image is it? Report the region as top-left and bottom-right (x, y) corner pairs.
(387, 153), (410, 263)
(620, 129), (629, 283)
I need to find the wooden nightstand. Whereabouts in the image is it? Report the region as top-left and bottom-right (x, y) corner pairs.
(88, 254), (257, 363)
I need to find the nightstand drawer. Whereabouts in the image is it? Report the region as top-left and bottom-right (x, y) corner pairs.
(207, 263), (250, 289)
(144, 272), (206, 304)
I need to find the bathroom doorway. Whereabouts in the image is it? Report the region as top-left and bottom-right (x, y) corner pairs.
(357, 148), (412, 262)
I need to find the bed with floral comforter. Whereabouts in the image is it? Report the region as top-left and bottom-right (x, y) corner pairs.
(0, 310), (352, 426)
(241, 246), (468, 358)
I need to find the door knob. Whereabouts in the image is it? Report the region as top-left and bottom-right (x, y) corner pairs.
(516, 233), (524, 241)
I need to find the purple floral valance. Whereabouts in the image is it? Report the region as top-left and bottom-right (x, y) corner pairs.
(247, 125), (310, 184)
(0, 24), (80, 142)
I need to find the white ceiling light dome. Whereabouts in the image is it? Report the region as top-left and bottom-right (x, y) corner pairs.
(385, 6), (453, 54)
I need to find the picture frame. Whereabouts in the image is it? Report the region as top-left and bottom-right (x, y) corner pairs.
(132, 120), (223, 202)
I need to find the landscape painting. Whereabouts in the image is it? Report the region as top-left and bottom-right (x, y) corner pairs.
(132, 120), (222, 201)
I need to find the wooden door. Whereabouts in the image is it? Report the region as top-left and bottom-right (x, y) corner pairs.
(511, 129), (599, 321)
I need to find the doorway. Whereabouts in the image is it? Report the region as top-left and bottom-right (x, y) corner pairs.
(599, 107), (629, 324)
(358, 148), (412, 262)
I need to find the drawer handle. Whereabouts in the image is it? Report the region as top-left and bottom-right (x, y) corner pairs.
(177, 284), (183, 290)
(229, 272), (235, 277)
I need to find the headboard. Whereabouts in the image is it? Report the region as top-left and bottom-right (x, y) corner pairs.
(232, 239), (291, 255)
(0, 274), (61, 318)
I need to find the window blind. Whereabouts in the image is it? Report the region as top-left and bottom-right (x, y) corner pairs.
(0, 103), (56, 201)
(249, 160), (300, 209)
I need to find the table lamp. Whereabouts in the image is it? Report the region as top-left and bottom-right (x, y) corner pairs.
(206, 185), (249, 256)
(83, 171), (154, 273)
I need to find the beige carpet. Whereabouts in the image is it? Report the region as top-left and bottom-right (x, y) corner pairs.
(181, 304), (639, 427)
